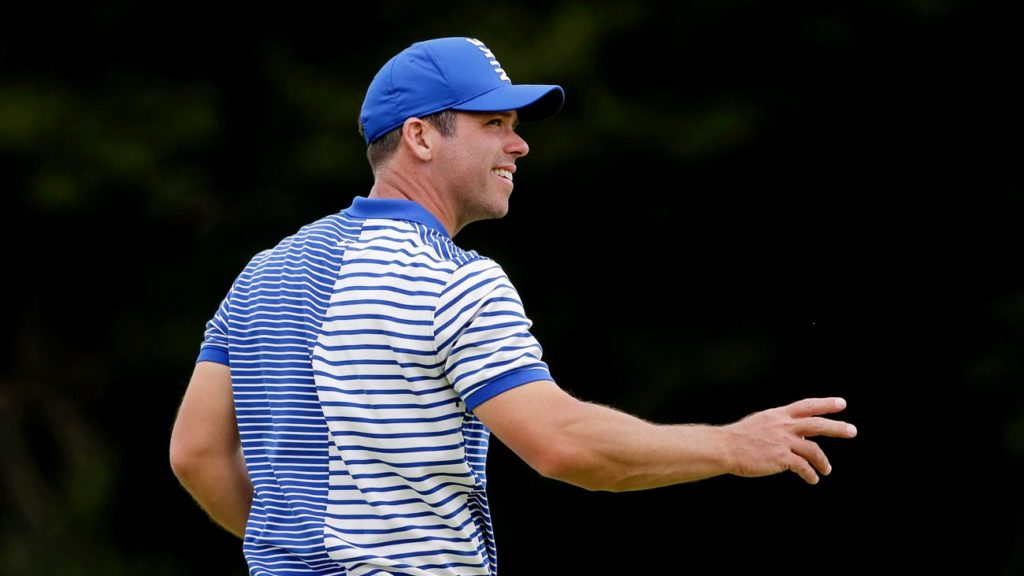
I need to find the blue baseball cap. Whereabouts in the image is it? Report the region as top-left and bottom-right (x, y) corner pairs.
(360, 37), (565, 144)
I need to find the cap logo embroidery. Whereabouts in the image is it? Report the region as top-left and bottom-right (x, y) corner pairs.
(466, 38), (511, 83)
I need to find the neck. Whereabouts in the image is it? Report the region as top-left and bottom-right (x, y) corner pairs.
(368, 167), (463, 236)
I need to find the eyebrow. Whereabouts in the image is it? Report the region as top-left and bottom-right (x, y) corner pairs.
(465, 110), (520, 130)
(503, 112), (520, 130)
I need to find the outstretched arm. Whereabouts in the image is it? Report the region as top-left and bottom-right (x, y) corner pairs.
(169, 361), (252, 537)
(474, 380), (856, 491)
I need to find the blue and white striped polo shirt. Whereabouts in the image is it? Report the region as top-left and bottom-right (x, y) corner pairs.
(198, 196), (552, 576)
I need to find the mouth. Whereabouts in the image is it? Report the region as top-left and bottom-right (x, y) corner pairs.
(493, 168), (514, 182)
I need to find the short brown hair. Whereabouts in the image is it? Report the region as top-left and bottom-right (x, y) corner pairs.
(361, 110), (458, 172)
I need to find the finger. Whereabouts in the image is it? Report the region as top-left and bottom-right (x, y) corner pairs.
(791, 438), (831, 476)
(795, 416), (858, 439)
(787, 454), (820, 485)
(787, 397), (847, 418)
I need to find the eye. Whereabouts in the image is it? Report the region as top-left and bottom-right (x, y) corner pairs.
(487, 118), (504, 126)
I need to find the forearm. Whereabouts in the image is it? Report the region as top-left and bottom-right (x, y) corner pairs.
(550, 402), (732, 491)
(480, 381), (855, 490)
(174, 446), (253, 537)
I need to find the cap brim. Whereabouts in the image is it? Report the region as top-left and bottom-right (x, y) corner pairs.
(452, 84), (565, 122)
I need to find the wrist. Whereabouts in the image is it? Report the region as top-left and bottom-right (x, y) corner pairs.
(705, 424), (737, 477)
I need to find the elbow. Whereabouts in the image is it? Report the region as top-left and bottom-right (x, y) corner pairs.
(531, 445), (620, 492)
(169, 426), (204, 485)
(531, 449), (570, 483)
(169, 439), (192, 484)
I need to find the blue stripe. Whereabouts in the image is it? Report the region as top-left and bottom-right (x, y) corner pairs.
(333, 284), (440, 297)
(318, 327), (434, 341)
(438, 264), (490, 301)
(346, 469), (474, 483)
(339, 457), (466, 470)
(328, 298), (435, 311)
(447, 343), (539, 374)
(448, 331), (534, 356)
(335, 270), (446, 286)
(316, 383), (451, 396)
(330, 427), (460, 439)
(352, 480), (475, 496)
(355, 243), (450, 265)
(313, 372), (443, 384)
(343, 257), (453, 274)
(324, 502), (469, 521)
(324, 412), (463, 425)
(321, 312), (432, 326)
(324, 531), (478, 550)
(435, 293), (516, 339)
(321, 397), (456, 410)
(323, 545), (483, 562)
(335, 442), (462, 455)
(462, 319), (532, 336)
(311, 355), (444, 370)
(314, 342), (435, 356)
(338, 514), (475, 535)
(456, 357), (545, 391)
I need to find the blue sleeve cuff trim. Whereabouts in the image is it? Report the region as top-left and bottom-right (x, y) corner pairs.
(464, 367), (552, 412)
(196, 347), (229, 366)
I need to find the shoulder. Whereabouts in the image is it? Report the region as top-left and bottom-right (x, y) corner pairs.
(233, 211), (357, 281)
(436, 256), (525, 319)
(443, 254), (509, 291)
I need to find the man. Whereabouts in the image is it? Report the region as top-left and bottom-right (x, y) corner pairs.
(170, 37), (857, 576)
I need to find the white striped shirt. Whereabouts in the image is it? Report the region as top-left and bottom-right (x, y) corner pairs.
(199, 197), (552, 576)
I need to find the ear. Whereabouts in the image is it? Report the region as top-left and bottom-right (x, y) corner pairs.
(400, 117), (434, 161)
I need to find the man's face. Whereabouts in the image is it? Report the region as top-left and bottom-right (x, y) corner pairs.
(436, 110), (530, 224)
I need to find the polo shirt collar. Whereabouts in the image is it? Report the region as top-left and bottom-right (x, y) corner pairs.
(347, 196), (450, 238)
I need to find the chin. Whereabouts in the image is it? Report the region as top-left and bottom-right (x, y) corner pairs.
(462, 189), (511, 223)
(490, 199), (511, 219)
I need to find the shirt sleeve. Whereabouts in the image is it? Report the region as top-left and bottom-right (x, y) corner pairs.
(196, 290), (231, 366)
(433, 257), (552, 411)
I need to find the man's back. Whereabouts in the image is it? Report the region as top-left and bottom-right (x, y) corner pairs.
(199, 197), (551, 575)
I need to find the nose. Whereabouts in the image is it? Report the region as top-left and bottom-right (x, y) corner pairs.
(506, 130), (529, 158)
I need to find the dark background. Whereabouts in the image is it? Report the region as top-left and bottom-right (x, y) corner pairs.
(2, 1), (1021, 574)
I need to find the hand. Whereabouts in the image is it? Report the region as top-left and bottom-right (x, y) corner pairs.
(723, 397), (856, 484)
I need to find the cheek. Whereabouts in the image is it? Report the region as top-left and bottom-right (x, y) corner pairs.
(454, 153), (486, 182)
